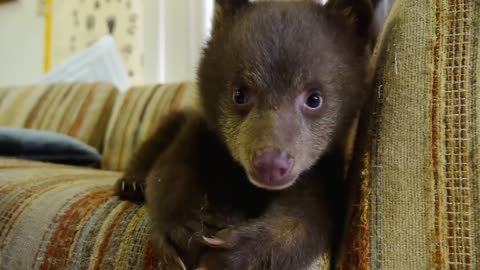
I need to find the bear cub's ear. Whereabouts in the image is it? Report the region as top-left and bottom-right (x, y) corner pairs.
(324, 0), (375, 41)
(215, 0), (250, 17)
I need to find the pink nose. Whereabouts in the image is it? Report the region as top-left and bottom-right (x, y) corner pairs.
(251, 151), (291, 187)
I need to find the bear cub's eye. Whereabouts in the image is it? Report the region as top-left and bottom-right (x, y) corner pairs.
(233, 87), (251, 107)
(304, 89), (323, 110)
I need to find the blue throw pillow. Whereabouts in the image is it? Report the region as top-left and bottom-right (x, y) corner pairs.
(0, 127), (101, 167)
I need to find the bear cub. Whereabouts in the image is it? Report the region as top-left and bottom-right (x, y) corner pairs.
(115, 0), (375, 269)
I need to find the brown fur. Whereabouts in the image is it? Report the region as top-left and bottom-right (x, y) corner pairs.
(115, 0), (375, 269)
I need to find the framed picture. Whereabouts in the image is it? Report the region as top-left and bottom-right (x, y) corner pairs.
(44, 0), (144, 84)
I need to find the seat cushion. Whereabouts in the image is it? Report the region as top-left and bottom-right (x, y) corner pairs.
(0, 158), (331, 269)
(0, 158), (159, 269)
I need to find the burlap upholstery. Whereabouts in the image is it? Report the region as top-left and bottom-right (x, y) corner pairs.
(0, 83), (118, 150)
(339, 0), (480, 269)
(101, 82), (198, 171)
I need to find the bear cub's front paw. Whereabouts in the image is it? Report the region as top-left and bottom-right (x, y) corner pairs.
(114, 176), (146, 202)
(196, 225), (270, 270)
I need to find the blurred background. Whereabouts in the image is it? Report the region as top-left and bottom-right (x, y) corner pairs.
(0, 0), (215, 87)
(0, 0), (392, 89)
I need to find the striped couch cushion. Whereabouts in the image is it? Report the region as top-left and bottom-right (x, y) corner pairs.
(0, 83), (118, 151)
(0, 158), (160, 269)
(339, 1), (480, 269)
(102, 82), (198, 171)
(0, 158), (330, 270)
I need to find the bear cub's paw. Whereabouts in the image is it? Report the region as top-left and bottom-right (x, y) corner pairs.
(196, 225), (271, 270)
(114, 176), (146, 202)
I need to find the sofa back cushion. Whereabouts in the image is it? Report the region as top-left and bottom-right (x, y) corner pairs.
(0, 83), (118, 151)
(339, 1), (480, 269)
(101, 82), (198, 171)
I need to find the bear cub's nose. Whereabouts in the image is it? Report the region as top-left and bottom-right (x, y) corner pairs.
(251, 151), (291, 187)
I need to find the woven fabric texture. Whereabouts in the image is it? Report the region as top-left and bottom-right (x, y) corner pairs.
(101, 82), (198, 171)
(0, 83), (118, 151)
(0, 158), (329, 270)
(339, 0), (480, 269)
(0, 158), (160, 270)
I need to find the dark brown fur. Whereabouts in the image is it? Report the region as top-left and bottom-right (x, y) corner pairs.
(115, 1), (374, 269)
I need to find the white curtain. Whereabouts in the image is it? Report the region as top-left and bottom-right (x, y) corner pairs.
(144, 0), (214, 84)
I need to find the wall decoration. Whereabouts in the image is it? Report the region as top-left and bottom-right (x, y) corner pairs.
(45, 0), (144, 84)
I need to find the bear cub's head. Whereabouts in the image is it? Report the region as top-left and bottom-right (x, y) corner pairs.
(198, 0), (375, 190)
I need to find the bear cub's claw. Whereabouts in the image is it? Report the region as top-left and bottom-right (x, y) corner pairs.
(114, 177), (146, 202)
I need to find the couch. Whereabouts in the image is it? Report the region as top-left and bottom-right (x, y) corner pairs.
(1, 0), (479, 269)
(0, 82), (199, 269)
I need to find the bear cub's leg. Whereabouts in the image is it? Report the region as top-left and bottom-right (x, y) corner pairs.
(114, 111), (190, 202)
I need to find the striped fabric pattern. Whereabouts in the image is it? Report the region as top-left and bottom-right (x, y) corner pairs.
(0, 157), (331, 270)
(102, 82), (198, 171)
(0, 83), (119, 151)
(0, 158), (159, 270)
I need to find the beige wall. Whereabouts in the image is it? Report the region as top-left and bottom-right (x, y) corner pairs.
(0, 0), (45, 86)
